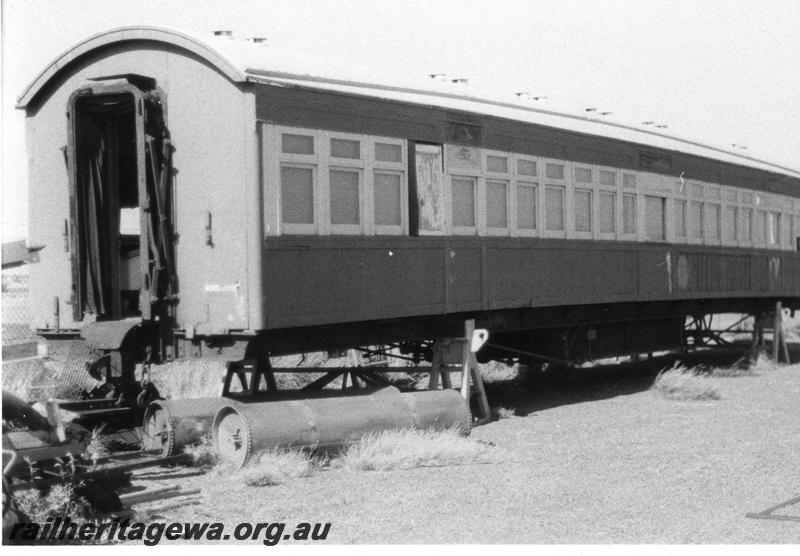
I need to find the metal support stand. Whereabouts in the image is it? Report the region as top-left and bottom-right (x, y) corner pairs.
(221, 358), (277, 397)
(429, 319), (491, 425)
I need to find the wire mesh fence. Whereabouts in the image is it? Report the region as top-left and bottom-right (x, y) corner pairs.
(2, 268), (35, 347)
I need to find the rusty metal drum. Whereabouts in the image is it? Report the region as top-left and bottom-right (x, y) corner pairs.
(212, 387), (471, 468)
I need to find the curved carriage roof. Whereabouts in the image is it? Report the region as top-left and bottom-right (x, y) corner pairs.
(18, 25), (800, 180)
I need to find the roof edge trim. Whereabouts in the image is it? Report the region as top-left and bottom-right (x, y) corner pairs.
(16, 25), (247, 109)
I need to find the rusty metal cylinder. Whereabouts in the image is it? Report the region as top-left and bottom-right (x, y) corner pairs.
(142, 398), (234, 457)
(212, 387), (471, 467)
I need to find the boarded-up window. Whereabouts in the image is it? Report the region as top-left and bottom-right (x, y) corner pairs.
(374, 172), (402, 226)
(517, 183), (536, 230)
(690, 201), (703, 239)
(281, 166), (314, 224)
(675, 200), (687, 238)
(545, 163), (565, 180)
(329, 170), (360, 225)
(452, 177), (476, 227)
(645, 195), (665, 241)
(517, 159), (537, 176)
(707, 204), (720, 240)
(487, 155), (509, 173)
(330, 138), (360, 159)
(724, 206), (737, 242)
(599, 191), (615, 233)
(415, 144), (444, 233)
(574, 189), (592, 232)
(282, 133), (314, 155)
(622, 194), (636, 234)
(486, 180), (508, 228)
(545, 186), (565, 231)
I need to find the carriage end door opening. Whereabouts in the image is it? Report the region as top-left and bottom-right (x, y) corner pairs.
(68, 83), (173, 324)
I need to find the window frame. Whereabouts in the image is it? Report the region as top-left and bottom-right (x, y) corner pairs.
(449, 174), (479, 235)
(512, 154), (541, 238)
(597, 165), (618, 240)
(324, 130), (365, 235)
(542, 158), (567, 238)
(274, 125), (321, 235)
(371, 136), (408, 235)
(644, 194), (667, 242)
(705, 202), (722, 245)
(483, 149), (512, 236)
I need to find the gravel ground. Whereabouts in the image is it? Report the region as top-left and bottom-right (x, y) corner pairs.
(130, 353), (800, 544)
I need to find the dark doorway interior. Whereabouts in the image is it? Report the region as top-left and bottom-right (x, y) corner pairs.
(73, 93), (141, 320)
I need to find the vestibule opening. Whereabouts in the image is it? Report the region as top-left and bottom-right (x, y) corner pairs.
(72, 93), (141, 320)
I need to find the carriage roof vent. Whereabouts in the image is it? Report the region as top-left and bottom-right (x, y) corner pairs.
(213, 30), (234, 37)
(247, 37), (268, 44)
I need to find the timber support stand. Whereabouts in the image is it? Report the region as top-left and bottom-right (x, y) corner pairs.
(428, 319), (492, 425)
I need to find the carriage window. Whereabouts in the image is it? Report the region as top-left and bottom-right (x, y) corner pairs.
(675, 200), (687, 239)
(486, 180), (508, 228)
(330, 138), (360, 159)
(517, 182), (537, 230)
(374, 172), (402, 226)
(622, 173), (636, 189)
(743, 208), (753, 242)
(545, 163), (565, 180)
(622, 194), (636, 234)
(645, 195), (665, 241)
(487, 155), (508, 174)
(706, 204), (720, 240)
(415, 144), (445, 233)
(281, 166), (315, 224)
(754, 211), (766, 244)
(574, 189), (592, 232)
(574, 167), (592, 184)
(689, 201), (703, 239)
(282, 133), (314, 155)
(375, 143), (402, 163)
(599, 191), (615, 234)
(451, 176), (476, 228)
(724, 206), (737, 242)
(517, 159), (537, 176)
(545, 186), (565, 231)
(329, 169), (360, 225)
(599, 170), (616, 187)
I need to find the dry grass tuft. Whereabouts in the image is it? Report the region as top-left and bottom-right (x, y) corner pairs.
(84, 425), (110, 466)
(13, 484), (87, 524)
(149, 360), (227, 399)
(710, 359), (758, 378)
(183, 434), (219, 467)
(480, 361), (520, 383)
(652, 363), (721, 401)
(338, 428), (504, 471)
(492, 406), (517, 420)
(238, 447), (321, 486)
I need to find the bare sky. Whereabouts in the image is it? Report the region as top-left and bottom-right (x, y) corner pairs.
(2, 0), (799, 240)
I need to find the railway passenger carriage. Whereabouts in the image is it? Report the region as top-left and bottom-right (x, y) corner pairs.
(17, 26), (800, 380)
